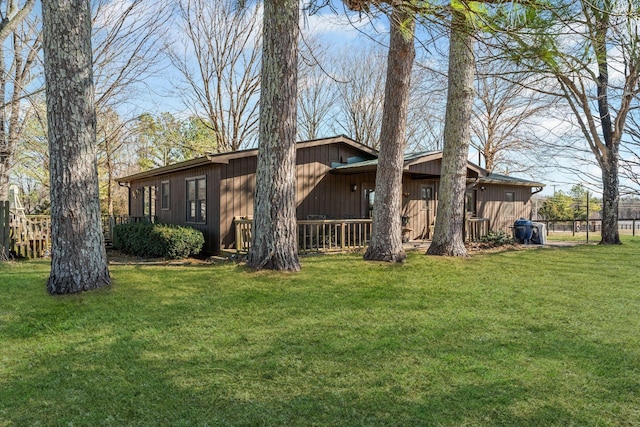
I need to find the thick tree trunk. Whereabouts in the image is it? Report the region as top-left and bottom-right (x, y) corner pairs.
(601, 155), (621, 244)
(42, 0), (110, 294)
(427, 10), (475, 257)
(364, 7), (415, 263)
(247, 0), (300, 271)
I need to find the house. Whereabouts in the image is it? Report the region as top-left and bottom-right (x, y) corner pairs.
(117, 135), (544, 254)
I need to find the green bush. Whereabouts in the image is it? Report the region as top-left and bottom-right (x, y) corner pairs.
(480, 230), (513, 246)
(113, 222), (204, 259)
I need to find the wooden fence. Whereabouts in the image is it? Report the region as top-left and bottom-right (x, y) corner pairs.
(0, 201), (51, 259)
(235, 218), (374, 254)
(0, 208), (155, 260)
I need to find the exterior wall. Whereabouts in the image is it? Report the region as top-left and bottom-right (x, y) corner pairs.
(126, 142), (537, 253)
(476, 185), (534, 233)
(407, 158), (442, 175)
(217, 142), (376, 250)
(402, 179), (439, 240)
(128, 165), (221, 253)
(400, 181), (534, 240)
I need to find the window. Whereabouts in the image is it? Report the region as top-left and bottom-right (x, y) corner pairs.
(142, 186), (156, 219)
(365, 188), (375, 218)
(465, 190), (477, 217)
(161, 181), (170, 210)
(504, 191), (515, 219)
(421, 186), (433, 210)
(186, 177), (206, 223)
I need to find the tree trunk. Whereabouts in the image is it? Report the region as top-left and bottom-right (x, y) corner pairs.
(363, 6), (415, 263)
(247, 0), (300, 271)
(42, 0), (110, 294)
(427, 10), (475, 257)
(601, 155), (621, 244)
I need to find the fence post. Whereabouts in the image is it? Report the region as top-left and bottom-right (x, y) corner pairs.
(0, 201), (9, 259)
(235, 219), (241, 254)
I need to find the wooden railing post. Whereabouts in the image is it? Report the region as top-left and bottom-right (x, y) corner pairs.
(0, 201), (9, 259)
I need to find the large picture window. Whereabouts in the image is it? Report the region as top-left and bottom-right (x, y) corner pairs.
(186, 177), (206, 223)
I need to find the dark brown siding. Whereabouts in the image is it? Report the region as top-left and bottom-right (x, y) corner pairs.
(219, 156), (257, 249)
(477, 185), (533, 232)
(217, 142), (376, 250)
(402, 179), (439, 240)
(127, 143), (536, 253)
(128, 165), (221, 253)
(408, 158), (442, 175)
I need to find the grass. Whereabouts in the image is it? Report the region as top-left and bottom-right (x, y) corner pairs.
(2, 238), (640, 426)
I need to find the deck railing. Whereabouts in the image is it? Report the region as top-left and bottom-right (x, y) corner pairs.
(235, 218), (373, 253)
(102, 215), (155, 245)
(6, 214), (52, 259)
(465, 218), (490, 242)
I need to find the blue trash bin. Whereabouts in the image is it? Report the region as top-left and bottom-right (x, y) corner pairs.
(514, 218), (533, 244)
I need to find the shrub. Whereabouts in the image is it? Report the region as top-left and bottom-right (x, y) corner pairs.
(480, 230), (513, 246)
(113, 222), (204, 259)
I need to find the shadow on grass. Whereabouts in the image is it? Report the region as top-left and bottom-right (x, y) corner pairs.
(2, 306), (639, 426)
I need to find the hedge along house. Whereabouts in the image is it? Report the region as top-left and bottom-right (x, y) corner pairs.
(117, 135), (544, 254)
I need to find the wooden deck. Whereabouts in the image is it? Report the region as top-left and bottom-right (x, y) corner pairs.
(235, 217), (491, 254)
(235, 217), (374, 253)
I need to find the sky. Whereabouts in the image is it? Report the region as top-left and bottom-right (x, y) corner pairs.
(114, 0), (635, 199)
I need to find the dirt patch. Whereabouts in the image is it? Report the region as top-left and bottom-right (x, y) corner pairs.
(106, 248), (229, 266)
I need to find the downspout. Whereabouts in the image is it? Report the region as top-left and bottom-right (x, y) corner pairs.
(118, 181), (130, 216)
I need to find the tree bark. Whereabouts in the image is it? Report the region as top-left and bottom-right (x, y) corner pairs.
(427, 9), (475, 257)
(42, 0), (110, 293)
(601, 152), (621, 244)
(247, 0), (300, 271)
(363, 6), (415, 263)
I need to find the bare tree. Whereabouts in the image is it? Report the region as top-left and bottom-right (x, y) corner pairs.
(298, 42), (337, 140)
(331, 47), (386, 148)
(91, 0), (173, 215)
(42, 0), (110, 293)
(505, 0), (640, 244)
(248, 0), (300, 271)
(169, 0), (261, 152)
(472, 51), (551, 174)
(92, 0), (172, 112)
(0, 0), (39, 202)
(621, 110), (640, 194)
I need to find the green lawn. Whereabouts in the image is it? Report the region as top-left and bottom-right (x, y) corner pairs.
(2, 239), (640, 426)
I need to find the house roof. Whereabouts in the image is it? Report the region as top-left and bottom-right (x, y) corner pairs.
(333, 150), (486, 176)
(118, 135), (545, 189)
(478, 172), (544, 187)
(117, 135), (377, 183)
(333, 151), (544, 187)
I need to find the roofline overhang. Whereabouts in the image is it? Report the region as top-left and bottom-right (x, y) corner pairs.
(116, 156), (226, 183)
(118, 135), (378, 183)
(475, 177), (546, 187)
